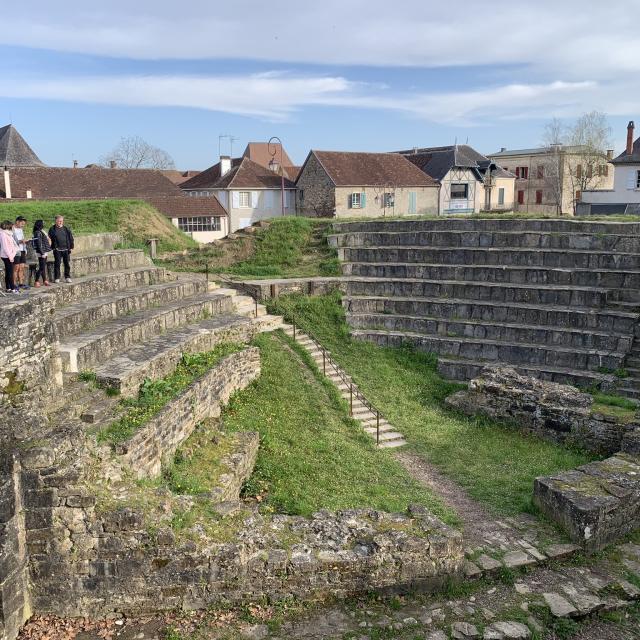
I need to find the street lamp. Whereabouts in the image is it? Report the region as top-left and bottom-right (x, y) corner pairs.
(268, 136), (286, 217)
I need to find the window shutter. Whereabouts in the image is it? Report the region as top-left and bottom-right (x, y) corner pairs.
(361, 192), (366, 208)
(627, 170), (636, 189)
(251, 191), (259, 208)
(408, 191), (417, 214)
(515, 167), (520, 178)
(232, 191), (240, 208)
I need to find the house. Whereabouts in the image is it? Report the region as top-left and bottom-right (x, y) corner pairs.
(578, 121), (640, 216)
(295, 151), (439, 218)
(488, 144), (614, 214)
(180, 155), (297, 232)
(397, 145), (515, 214)
(242, 142), (300, 181)
(160, 170), (202, 185)
(0, 125), (229, 243)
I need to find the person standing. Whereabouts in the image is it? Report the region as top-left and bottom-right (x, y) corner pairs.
(48, 215), (74, 283)
(32, 220), (51, 287)
(0, 220), (19, 293)
(12, 216), (29, 290)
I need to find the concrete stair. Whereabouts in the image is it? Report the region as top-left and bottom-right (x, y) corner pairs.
(282, 324), (406, 448)
(332, 218), (640, 396)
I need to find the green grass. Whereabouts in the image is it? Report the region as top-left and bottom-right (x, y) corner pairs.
(97, 344), (243, 446)
(221, 332), (455, 521)
(267, 292), (594, 515)
(0, 199), (197, 253)
(158, 217), (340, 278)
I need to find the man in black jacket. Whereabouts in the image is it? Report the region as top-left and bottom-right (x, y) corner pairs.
(48, 215), (74, 283)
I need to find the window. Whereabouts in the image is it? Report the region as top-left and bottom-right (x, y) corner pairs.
(299, 189), (304, 201)
(535, 190), (543, 204)
(350, 192), (361, 208)
(498, 187), (505, 205)
(238, 191), (251, 208)
(177, 217), (222, 233)
(575, 190), (582, 202)
(576, 164), (583, 179)
(587, 165), (593, 179)
(383, 192), (394, 207)
(637, 171), (640, 189)
(450, 183), (468, 199)
(515, 166), (528, 179)
(517, 190), (525, 205)
(537, 165), (544, 179)
(598, 165), (609, 177)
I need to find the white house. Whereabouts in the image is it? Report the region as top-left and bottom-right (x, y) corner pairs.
(181, 155), (297, 235)
(578, 121), (640, 215)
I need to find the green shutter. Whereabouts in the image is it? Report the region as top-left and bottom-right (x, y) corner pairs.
(361, 192), (366, 208)
(408, 191), (417, 214)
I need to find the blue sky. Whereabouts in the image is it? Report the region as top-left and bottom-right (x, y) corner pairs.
(1, 1), (637, 168)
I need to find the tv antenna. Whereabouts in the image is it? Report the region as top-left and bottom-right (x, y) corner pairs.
(218, 134), (238, 158)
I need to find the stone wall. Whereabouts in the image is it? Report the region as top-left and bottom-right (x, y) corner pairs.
(0, 296), (61, 399)
(74, 233), (122, 255)
(116, 348), (261, 478)
(296, 153), (336, 217)
(209, 431), (260, 505)
(445, 367), (639, 456)
(232, 277), (345, 302)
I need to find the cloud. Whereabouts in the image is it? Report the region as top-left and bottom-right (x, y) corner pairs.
(1, 1), (639, 82)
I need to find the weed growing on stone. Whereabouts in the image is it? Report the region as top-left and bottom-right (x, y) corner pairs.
(97, 343), (244, 445)
(267, 292), (593, 515)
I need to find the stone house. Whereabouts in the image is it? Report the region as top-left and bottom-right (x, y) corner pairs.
(489, 144), (614, 214)
(295, 150), (439, 218)
(180, 155), (297, 233)
(397, 145), (515, 214)
(0, 124), (228, 243)
(578, 121), (640, 215)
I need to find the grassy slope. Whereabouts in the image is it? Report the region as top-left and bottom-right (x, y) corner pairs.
(268, 293), (594, 516)
(158, 217), (340, 278)
(0, 199), (196, 253)
(221, 332), (454, 522)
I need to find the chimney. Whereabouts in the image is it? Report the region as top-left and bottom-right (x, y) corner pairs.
(109, 160), (117, 169)
(627, 121), (635, 155)
(500, 147), (507, 152)
(73, 159), (78, 169)
(607, 149), (614, 161)
(3, 168), (11, 199)
(26, 189), (32, 199)
(220, 155), (231, 176)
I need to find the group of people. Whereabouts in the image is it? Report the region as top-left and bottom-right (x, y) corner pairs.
(0, 215), (75, 293)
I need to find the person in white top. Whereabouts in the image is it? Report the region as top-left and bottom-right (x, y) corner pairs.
(12, 216), (29, 290)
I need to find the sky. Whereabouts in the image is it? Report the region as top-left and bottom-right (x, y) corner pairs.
(1, 1), (638, 169)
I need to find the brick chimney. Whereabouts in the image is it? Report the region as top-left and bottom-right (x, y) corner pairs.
(627, 121), (635, 155)
(109, 160), (117, 169)
(73, 159), (78, 169)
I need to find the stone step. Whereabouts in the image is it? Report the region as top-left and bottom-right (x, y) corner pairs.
(22, 265), (169, 307)
(55, 276), (208, 339)
(59, 290), (235, 373)
(94, 313), (259, 397)
(346, 313), (632, 352)
(344, 277), (618, 308)
(48, 248), (151, 279)
(367, 430), (405, 443)
(331, 218), (640, 235)
(332, 229), (640, 252)
(436, 356), (615, 389)
(338, 245), (640, 270)
(342, 261), (640, 289)
(377, 438), (407, 448)
(344, 295), (638, 334)
(363, 424), (395, 434)
(625, 356), (640, 368)
(353, 329), (626, 372)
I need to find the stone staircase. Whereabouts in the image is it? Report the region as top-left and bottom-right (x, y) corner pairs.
(282, 324), (407, 448)
(329, 219), (640, 396)
(22, 246), (280, 401)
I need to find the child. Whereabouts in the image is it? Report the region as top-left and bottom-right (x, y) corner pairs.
(0, 220), (19, 293)
(32, 220), (51, 287)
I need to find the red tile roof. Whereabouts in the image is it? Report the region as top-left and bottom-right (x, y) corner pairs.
(182, 157), (296, 190)
(310, 151), (439, 187)
(146, 195), (227, 218)
(160, 170), (202, 185)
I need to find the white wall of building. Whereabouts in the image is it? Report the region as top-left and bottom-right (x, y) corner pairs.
(582, 165), (640, 204)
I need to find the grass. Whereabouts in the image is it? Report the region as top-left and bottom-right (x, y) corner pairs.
(158, 217), (340, 278)
(0, 199), (197, 253)
(220, 331), (455, 521)
(97, 344), (243, 446)
(267, 292), (594, 515)
(591, 391), (638, 423)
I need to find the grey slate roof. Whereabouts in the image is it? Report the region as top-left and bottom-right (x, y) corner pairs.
(0, 125), (46, 167)
(611, 137), (640, 165)
(489, 145), (591, 158)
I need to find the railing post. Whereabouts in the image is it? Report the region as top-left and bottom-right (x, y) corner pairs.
(350, 383), (353, 417)
(205, 263), (209, 282)
(254, 297), (258, 318)
(293, 321), (296, 341)
(322, 349), (326, 375)
(376, 411), (380, 446)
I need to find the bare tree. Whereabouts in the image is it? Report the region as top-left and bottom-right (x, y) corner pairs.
(541, 111), (612, 214)
(100, 136), (175, 169)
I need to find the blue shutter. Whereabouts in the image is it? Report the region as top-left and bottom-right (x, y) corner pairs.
(408, 191), (417, 214)
(361, 192), (366, 208)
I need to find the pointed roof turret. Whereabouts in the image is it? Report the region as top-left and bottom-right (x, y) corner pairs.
(0, 124), (46, 167)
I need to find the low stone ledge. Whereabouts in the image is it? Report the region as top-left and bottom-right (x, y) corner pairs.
(231, 277), (345, 302)
(115, 348), (260, 479)
(533, 453), (640, 552)
(209, 431), (259, 505)
(445, 366), (638, 456)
